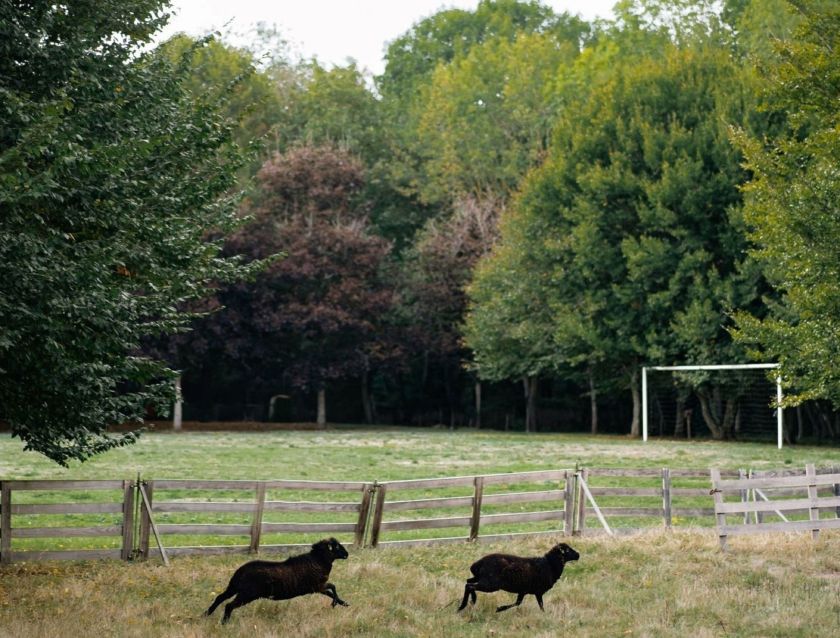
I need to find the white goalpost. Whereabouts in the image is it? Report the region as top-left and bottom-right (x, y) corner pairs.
(642, 363), (783, 448)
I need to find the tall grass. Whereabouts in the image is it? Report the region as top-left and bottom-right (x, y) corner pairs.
(1, 530), (838, 637)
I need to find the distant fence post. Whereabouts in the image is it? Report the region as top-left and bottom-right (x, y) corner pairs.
(662, 468), (672, 528)
(710, 468), (726, 551)
(138, 480), (154, 558)
(121, 479), (136, 561)
(739, 469), (749, 525)
(0, 482), (10, 564)
(250, 482), (266, 553)
(355, 483), (374, 548)
(564, 471), (575, 535)
(369, 484), (387, 548)
(833, 467), (840, 519)
(469, 476), (484, 541)
(806, 463), (819, 540)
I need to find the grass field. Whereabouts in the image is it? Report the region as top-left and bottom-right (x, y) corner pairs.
(2, 428), (840, 636)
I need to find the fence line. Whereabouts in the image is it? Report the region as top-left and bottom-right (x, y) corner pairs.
(3, 466), (840, 563)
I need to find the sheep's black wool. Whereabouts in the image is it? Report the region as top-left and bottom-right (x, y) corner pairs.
(206, 537), (350, 624)
(457, 542), (579, 613)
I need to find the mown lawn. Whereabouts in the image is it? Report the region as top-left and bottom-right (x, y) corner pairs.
(1, 428), (840, 636)
(3, 426), (840, 480)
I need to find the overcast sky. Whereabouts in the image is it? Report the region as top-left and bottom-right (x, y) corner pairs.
(156, 1), (617, 75)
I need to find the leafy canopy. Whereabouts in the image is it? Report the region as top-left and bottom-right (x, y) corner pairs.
(0, 1), (260, 464)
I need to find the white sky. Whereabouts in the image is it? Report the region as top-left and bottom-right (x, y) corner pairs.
(156, 1), (617, 75)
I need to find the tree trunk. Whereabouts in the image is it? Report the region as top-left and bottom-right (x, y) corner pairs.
(697, 388), (737, 440)
(361, 373), (374, 425)
(588, 368), (598, 435)
(630, 369), (640, 437)
(173, 375), (182, 431)
(524, 376), (538, 433)
(674, 395), (686, 437)
(316, 387), (326, 428)
(796, 405), (804, 442)
(475, 380), (482, 430)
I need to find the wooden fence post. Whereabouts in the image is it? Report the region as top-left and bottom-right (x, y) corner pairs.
(355, 483), (374, 548)
(138, 480), (154, 559)
(575, 468), (588, 536)
(739, 469), (749, 525)
(834, 473), (840, 520)
(369, 484), (387, 548)
(710, 469), (727, 551)
(469, 477), (484, 541)
(564, 471), (575, 535)
(250, 482), (266, 553)
(121, 479), (135, 561)
(0, 482), (10, 564)
(806, 463), (819, 540)
(662, 468), (672, 528)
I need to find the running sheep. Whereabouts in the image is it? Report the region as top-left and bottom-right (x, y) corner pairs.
(205, 537), (350, 624)
(457, 542), (579, 613)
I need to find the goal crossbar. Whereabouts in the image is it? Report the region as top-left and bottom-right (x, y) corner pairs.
(641, 364), (783, 448)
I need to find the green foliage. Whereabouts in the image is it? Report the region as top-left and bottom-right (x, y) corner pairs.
(0, 1), (260, 464)
(466, 26), (765, 435)
(416, 32), (579, 204)
(732, 0), (840, 407)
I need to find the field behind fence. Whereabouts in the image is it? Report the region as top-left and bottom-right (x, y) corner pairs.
(3, 464), (840, 563)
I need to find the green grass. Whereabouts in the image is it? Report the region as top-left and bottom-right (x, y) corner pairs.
(3, 426), (839, 480)
(1, 428), (840, 636)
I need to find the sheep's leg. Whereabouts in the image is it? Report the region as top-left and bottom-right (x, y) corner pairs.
(496, 593), (525, 613)
(221, 594), (256, 624)
(320, 583), (349, 607)
(457, 583), (476, 611)
(535, 593), (545, 611)
(205, 587), (235, 617)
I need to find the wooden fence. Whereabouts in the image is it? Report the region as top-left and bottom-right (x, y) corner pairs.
(368, 469), (574, 547)
(0, 479), (135, 564)
(710, 464), (840, 549)
(139, 479), (373, 560)
(4, 466), (840, 563)
(576, 468), (740, 535)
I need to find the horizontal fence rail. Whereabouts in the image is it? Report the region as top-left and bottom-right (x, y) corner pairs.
(3, 466), (839, 563)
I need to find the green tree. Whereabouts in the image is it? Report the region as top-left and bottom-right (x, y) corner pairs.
(732, 0), (840, 408)
(468, 35), (763, 438)
(0, 1), (259, 464)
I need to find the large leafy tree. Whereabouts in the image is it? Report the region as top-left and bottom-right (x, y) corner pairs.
(733, 0), (840, 408)
(214, 145), (399, 425)
(0, 1), (258, 464)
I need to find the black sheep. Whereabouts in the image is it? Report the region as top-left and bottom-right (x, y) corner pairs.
(457, 542), (579, 613)
(205, 537), (350, 624)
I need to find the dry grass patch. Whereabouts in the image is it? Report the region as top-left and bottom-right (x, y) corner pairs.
(1, 530), (839, 637)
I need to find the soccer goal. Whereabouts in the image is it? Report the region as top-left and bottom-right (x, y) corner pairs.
(641, 364), (783, 448)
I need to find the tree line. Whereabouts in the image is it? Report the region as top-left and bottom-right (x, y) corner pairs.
(2, 0), (839, 464)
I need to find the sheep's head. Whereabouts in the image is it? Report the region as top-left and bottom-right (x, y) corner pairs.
(313, 537), (349, 560)
(548, 542), (579, 564)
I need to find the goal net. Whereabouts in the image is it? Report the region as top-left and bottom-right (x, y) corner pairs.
(642, 364), (783, 447)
